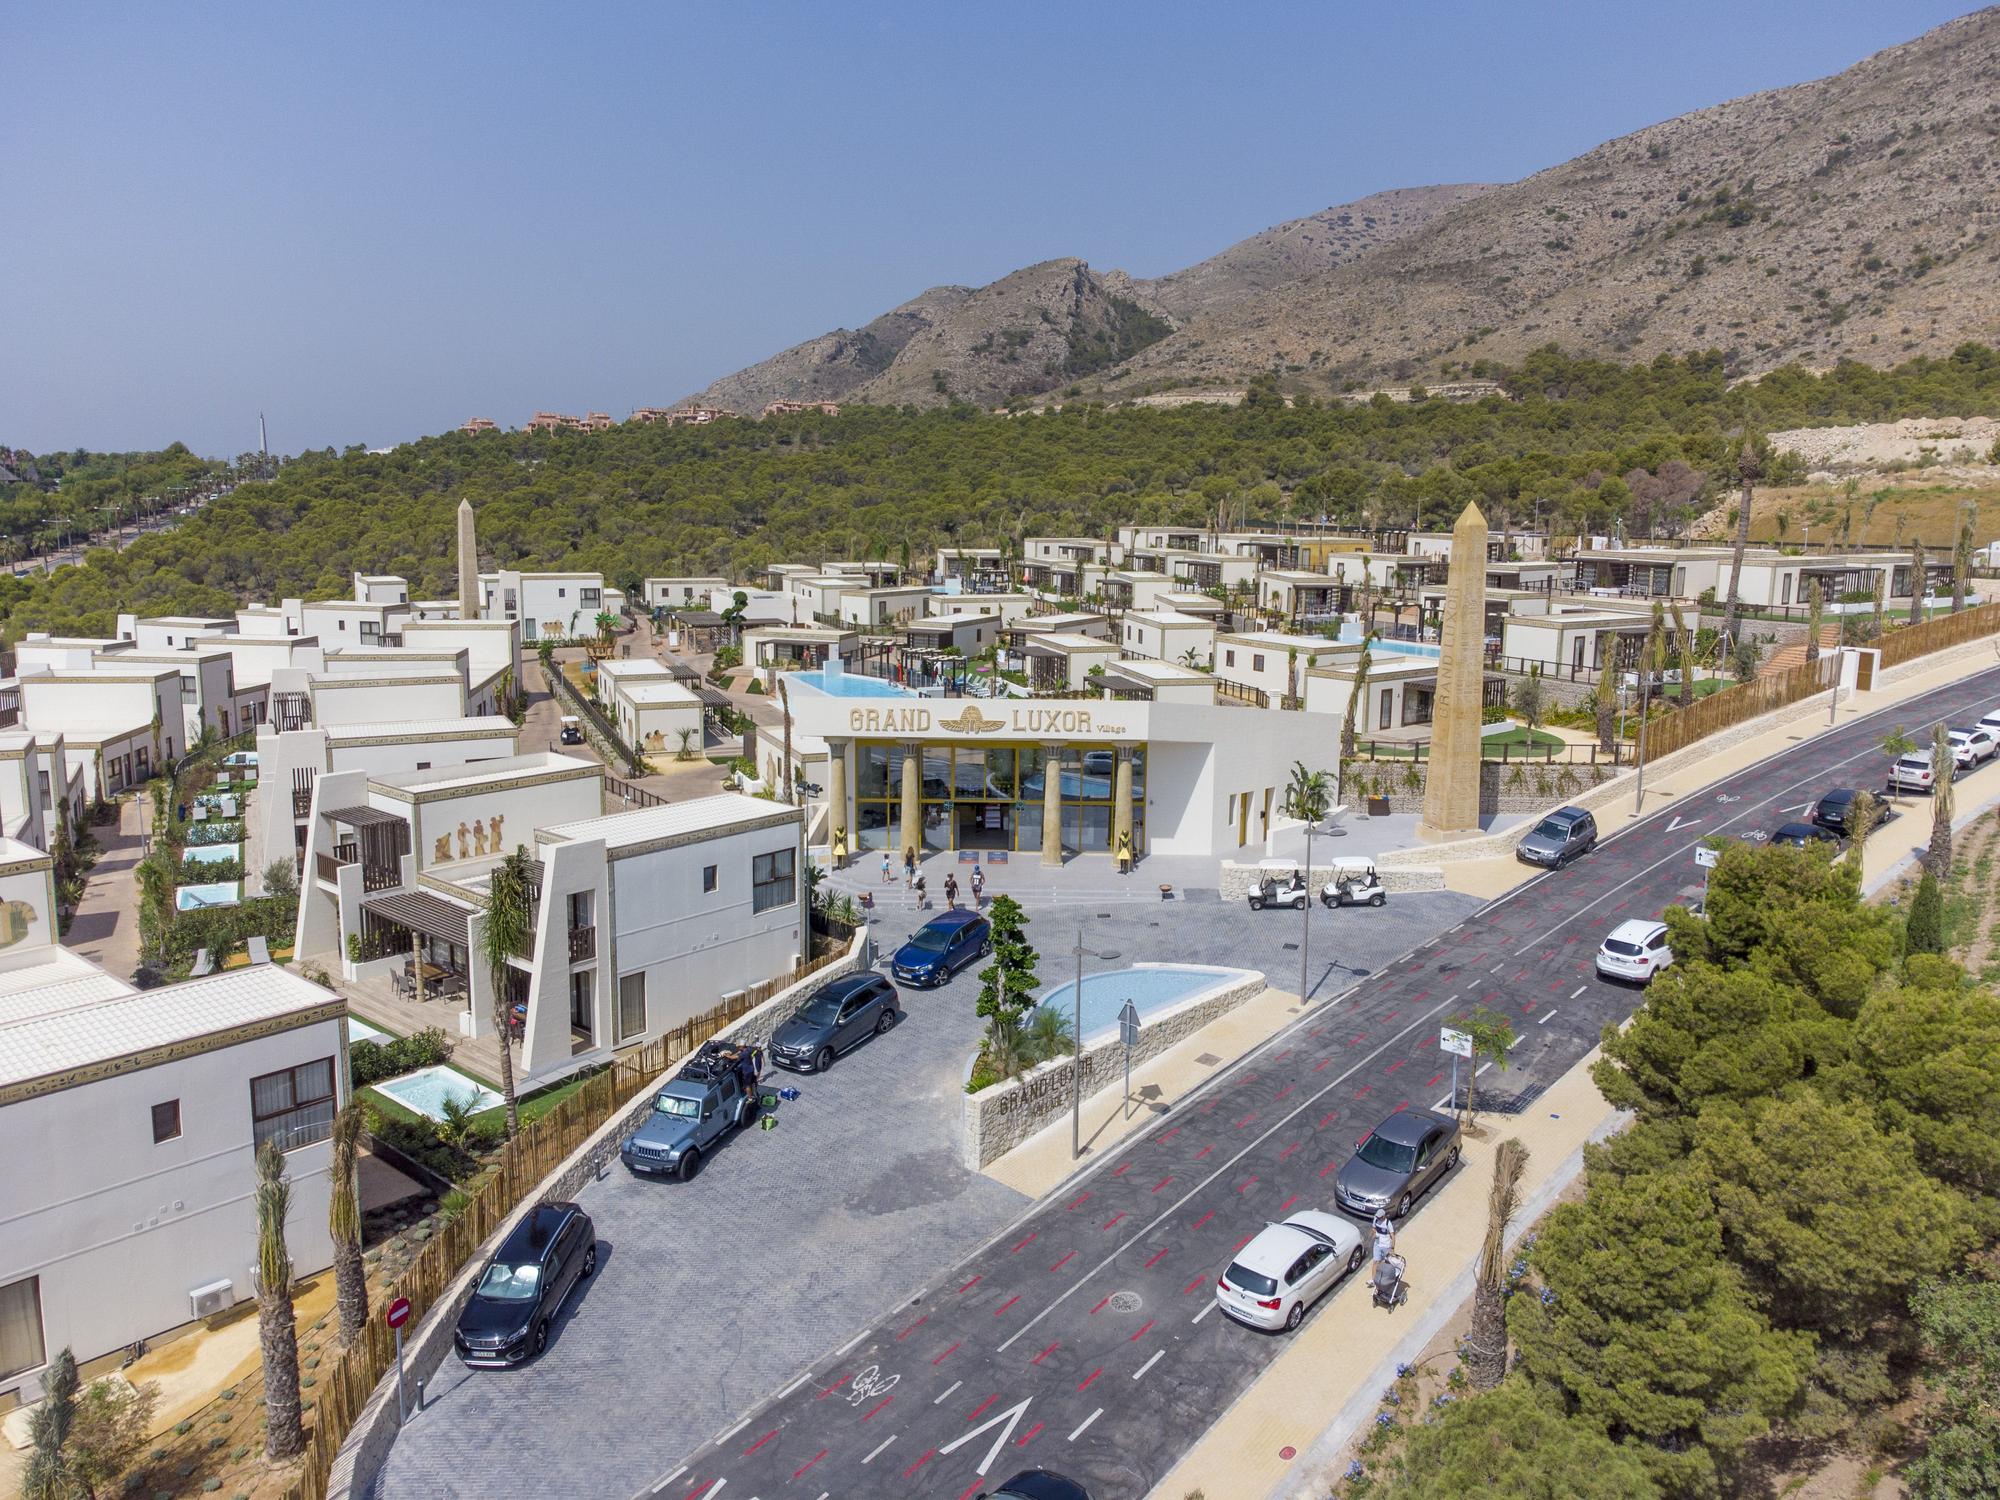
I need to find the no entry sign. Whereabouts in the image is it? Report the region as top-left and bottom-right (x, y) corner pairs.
(384, 1296), (412, 1330)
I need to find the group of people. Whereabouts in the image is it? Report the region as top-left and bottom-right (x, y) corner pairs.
(881, 848), (985, 911)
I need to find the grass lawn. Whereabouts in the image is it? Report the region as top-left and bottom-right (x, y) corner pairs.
(1480, 727), (1568, 751)
(362, 1065), (599, 1132)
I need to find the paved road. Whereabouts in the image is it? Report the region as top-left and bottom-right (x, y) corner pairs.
(370, 872), (1478, 1499)
(653, 662), (2000, 1500)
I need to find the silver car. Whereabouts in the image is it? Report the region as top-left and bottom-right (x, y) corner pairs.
(1333, 1108), (1462, 1219)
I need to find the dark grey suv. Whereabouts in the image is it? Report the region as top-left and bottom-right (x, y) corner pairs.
(771, 974), (899, 1073)
(454, 1201), (596, 1366)
(1516, 806), (1598, 868)
(1333, 1108), (1462, 1219)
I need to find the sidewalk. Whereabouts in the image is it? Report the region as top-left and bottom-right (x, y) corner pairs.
(1150, 1054), (1625, 1500)
(62, 796), (146, 979)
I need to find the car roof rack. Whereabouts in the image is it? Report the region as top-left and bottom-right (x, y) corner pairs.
(677, 1055), (732, 1086)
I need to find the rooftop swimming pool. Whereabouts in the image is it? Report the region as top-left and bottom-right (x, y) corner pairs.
(782, 668), (917, 699)
(175, 881), (241, 911)
(1036, 963), (1256, 1043)
(373, 1065), (503, 1121)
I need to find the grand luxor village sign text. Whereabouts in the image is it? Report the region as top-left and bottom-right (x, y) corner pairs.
(844, 703), (1129, 739)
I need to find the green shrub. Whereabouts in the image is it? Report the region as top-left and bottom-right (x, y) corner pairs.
(348, 1028), (453, 1088)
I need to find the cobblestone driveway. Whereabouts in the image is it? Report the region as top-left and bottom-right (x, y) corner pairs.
(369, 885), (1479, 1498)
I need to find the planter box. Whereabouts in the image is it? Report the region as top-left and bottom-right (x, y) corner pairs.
(1366, 796), (1392, 816)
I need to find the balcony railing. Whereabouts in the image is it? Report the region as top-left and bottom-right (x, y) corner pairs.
(292, 788), (314, 818)
(568, 924), (596, 962)
(317, 841), (400, 891)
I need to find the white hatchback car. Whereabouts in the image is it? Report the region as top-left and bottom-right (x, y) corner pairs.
(1215, 1210), (1366, 1332)
(1887, 753), (1951, 794)
(1946, 727), (1997, 769)
(1596, 919), (1673, 983)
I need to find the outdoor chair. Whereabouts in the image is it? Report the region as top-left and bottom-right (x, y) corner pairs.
(189, 948), (214, 978)
(246, 935), (271, 966)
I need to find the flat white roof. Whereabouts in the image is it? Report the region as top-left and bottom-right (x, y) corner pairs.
(1124, 610), (1213, 628)
(1019, 613), (1105, 630)
(0, 963), (338, 1090)
(1219, 630), (1344, 649)
(620, 681), (700, 704)
(1035, 633), (1120, 653)
(540, 791), (798, 851)
(373, 750), (596, 794)
(326, 716), (516, 742)
(1106, 659), (1211, 682)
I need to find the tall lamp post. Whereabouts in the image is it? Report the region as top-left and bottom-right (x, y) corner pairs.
(1299, 820), (1317, 1006)
(1071, 932), (1121, 1160)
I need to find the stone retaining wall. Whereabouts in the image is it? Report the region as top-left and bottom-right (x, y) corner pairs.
(960, 967), (1265, 1169)
(1340, 758), (1621, 816)
(327, 934), (866, 1499)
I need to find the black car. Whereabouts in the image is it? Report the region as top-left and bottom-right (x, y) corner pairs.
(1771, 821), (1840, 849)
(771, 974), (899, 1072)
(1811, 788), (1860, 835)
(980, 1472), (1092, 1500)
(454, 1201), (596, 1366)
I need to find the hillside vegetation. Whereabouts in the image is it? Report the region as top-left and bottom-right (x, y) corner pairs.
(6, 344), (2000, 645)
(689, 10), (2000, 414)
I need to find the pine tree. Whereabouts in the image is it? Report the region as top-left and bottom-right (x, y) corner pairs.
(1906, 871), (1945, 956)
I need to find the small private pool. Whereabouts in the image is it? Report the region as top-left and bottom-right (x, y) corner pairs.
(373, 1065), (503, 1121)
(175, 880), (242, 911)
(181, 842), (241, 867)
(781, 667), (916, 699)
(1036, 963), (1256, 1043)
(347, 1016), (392, 1046)
(222, 750), (259, 767)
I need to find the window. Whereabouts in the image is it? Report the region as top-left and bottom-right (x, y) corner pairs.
(617, 972), (646, 1043)
(752, 848), (796, 913)
(0, 1276), (45, 1381)
(152, 1100), (181, 1143)
(1224, 650), (1235, 668)
(1252, 654), (1266, 673)
(701, 864), (718, 893)
(250, 1058), (337, 1151)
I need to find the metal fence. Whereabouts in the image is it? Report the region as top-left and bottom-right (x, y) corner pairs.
(284, 944), (850, 1500)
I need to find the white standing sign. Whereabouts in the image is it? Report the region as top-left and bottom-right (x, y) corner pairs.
(1693, 845), (1720, 869)
(1439, 1027), (1474, 1058)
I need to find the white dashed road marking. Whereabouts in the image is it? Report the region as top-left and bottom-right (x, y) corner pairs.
(1134, 1350), (1165, 1379)
(1069, 1408), (1103, 1441)
(863, 1435), (896, 1464)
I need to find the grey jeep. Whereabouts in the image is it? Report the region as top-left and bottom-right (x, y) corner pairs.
(620, 1060), (753, 1181)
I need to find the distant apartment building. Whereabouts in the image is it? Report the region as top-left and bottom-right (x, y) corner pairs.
(460, 417), (498, 435)
(761, 400), (841, 418)
(630, 406), (737, 427)
(524, 411), (610, 434)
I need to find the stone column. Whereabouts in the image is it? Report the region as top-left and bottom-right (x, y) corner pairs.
(825, 737), (850, 869)
(1113, 746), (1135, 872)
(1420, 501), (1489, 837)
(899, 741), (923, 864)
(456, 498), (480, 620)
(1041, 742), (1064, 867)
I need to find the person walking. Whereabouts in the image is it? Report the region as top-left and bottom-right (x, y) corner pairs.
(881, 849), (893, 885)
(970, 864), (986, 907)
(913, 871), (928, 909)
(904, 847), (916, 889)
(944, 873), (959, 909)
(1371, 1212), (1396, 1264)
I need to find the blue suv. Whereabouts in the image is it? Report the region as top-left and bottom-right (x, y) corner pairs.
(891, 909), (991, 987)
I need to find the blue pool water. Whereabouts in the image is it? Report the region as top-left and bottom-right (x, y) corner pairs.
(347, 1017), (392, 1046)
(175, 880), (241, 911)
(783, 668), (916, 699)
(181, 843), (241, 866)
(374, 1065), (503, 1121)
(1036, 964), (1251, 1043)
(223, 750), (259, 767)
(1337, 622), (1440, 659)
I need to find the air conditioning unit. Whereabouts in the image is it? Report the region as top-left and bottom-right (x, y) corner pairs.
(189, 1279), (234, 1320)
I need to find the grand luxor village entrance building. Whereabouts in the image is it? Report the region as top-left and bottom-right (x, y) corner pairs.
(789, 694), (1336, 866)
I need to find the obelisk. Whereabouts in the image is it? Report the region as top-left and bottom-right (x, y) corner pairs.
(456, 498), (480, 620)
(1419, 502), (1488, 838)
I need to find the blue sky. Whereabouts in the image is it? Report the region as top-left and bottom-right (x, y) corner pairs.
(2, 1), (1980, 456)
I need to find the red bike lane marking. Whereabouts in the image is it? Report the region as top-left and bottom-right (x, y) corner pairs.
(897, 1314), (928, 1341)
(861, 1396), (894, 1423)
(1385, 1059), (1406, 1075)
(957, 1275), (982, 1294)
(1011, 1232), (1038, 1254)
(993, 1294), (1020, 1317)
(1152, 1176), (1175, 1193)
(1278, 1194), (1300, 1213)
(1031, 1341), (1060, 1366)
(742, 1430), (777, 1456)
(1089, 1295), (1111, 1315)
(1077, 1367), (1104, 1392)
(1103, 1212), (1127, 1230)
(1143, 1246), (1170, 1268)
(1015, 1421), (1045, 1447)
(902, 1448), (936, 1479)
(1183, 1275), (1206, 1295)
(792, 1448), (827, 1481)
(932, 1341), (961, 1366)
(1050, 1250), (1076, 1273)
(1066, 1192), (1092, 1211)
(966, 1392), (999, 1422)
(1130, 1319), (1155, 1341)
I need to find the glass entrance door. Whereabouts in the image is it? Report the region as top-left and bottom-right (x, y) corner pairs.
(956, 802), (1012, 850)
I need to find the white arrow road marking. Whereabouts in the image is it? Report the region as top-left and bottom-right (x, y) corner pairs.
(1069, 1408), (1103, 1442)
(939, 1397), (1032, 1476)
(1665, 815), (1702, 832)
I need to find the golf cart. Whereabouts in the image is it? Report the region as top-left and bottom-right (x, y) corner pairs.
(1247, 859), (1309, 911)
(558, 715), (584, 747)
(1320, 857), (1387, 908)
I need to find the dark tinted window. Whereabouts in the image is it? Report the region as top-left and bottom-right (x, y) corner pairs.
(1225, 1262), (1277, 1296)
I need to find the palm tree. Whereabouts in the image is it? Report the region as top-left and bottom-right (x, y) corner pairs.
(1909, 539), (1928, 624)
(255, 1140), (306, 1461)
(777, 676), (794, 803)
(1805, 580), (1825, 664)
(1026, 1005), (1074, 1065)
(328, 1103), (368, 1348)
(1871, 569), (1887, 638)
(1722, 430), (1762, 642)
(675, 726), (699, 762)
(1465, 1138), (1529, 1391)
(1881, 726), (1918, 806)
(479, 846), (531, 1138)
(22, 1345), (79, 1500)
(1928, 724), (1956, 879)
(984, 1016), (1035, 1082)
(1339, 634), (1374, 763)
(1952, 513), (1973, 614)
(1284, 761), (1332, 825)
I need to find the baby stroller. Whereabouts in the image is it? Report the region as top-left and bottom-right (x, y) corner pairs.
(1372, 1251), (1408, 1311)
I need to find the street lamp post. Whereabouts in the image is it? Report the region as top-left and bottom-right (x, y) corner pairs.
(1299, 821), (1315, 1005)
(1071, 931), (1121, 1160)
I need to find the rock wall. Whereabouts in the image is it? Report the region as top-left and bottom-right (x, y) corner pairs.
(1341, 759), (1621, 816)
(961, 968), (1265, 1169)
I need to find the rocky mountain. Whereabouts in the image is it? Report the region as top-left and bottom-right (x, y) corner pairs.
(687, 9), (2000, 412)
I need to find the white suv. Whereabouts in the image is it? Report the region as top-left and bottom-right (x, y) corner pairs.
(1596, 919), (1672, 983)
(1946, 727), (1997, 769)
(1887, 754), (1951, 794)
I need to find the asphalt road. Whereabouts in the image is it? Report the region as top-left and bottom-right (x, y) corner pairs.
(648, 661), (2000, 1500)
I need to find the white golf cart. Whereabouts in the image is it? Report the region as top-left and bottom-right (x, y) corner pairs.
(1320, 856), (1387, 908)
(1246, 859), (1309, 911)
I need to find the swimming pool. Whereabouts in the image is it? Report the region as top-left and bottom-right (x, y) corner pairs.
(1337, 622), (1440, 659)
(175, 881), (242, 911)
(222, 750), (259, 767)
(181, 843), (241, 866)
(1036, 963), (1257, 1043)
(373, 1065), (503, 1121)
(782, 668), (916, 699)
(347, 1016), (392, 1046)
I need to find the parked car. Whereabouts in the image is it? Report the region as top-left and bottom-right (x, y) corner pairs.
(620, 1058), (755, 1179)
(1887, 753), (1953, 795)
(453, 1201), (596, 1366)
(1810, 787), (1861, 835)
(1596, 918), (1674, 983)
(979, 1472), (1094, 1500)
(1978, 710), (2000, 739)
(1214, 1210), (1367, 1332)
(770, 973), (899, 1072)
(1946, 726), (1997, 768)
(558, 715), (584, 746)
(1516, 806), (1598, 868)
(1770, 821), (1841, 850)
(891, 908), (991, 986)
(1333, 1108), (1463, 1220)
